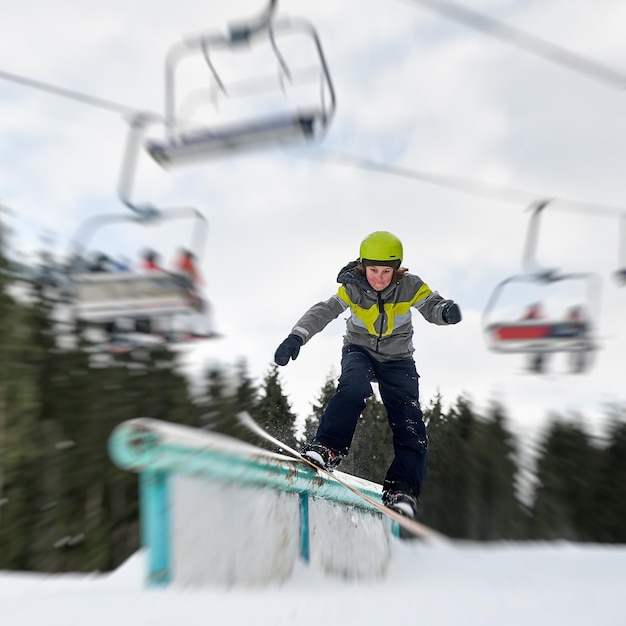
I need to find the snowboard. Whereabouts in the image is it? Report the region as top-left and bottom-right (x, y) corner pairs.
(237, 411), (447, 542)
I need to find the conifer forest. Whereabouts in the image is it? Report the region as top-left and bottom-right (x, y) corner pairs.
(0, 221), (625, 574)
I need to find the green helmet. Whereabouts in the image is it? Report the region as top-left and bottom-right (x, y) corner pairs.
(359, 231), (403, 269)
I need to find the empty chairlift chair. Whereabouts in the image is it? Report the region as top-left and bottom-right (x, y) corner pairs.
(145, 7), (336, 167)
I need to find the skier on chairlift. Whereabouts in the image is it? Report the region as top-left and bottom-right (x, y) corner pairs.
(520, 302), (548, 374)
(174, 247), (202, 288)
(141, 249), (162, 271)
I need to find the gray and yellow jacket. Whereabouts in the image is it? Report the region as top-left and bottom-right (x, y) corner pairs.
(290, 260), (456, 362)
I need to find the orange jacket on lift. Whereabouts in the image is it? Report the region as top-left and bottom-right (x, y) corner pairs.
(176, 250), (201, 286)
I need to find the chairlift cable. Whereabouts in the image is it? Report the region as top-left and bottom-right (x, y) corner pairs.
(0, 50), (621, 220)
(0, 67), (197, 128)
(399, 0), (626, 91)
(299, 149), (626, 218)
(1, 58), (622, 221)
(0, 67), (154, 118)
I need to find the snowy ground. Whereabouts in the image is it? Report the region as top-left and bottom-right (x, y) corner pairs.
(2, 541), (625, 626)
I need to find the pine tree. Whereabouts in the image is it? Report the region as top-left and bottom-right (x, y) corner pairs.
(300, 372), (394, 483)
(590, 411), (626, 542)
(232, 358), (260, 442)
(196, 359), (259, 442)
(197, 364), (237, 433)
(253, 364), (298, 451)
(300, 370), (337, 448)
(472, 402), (526, 539)
(0, 216), (44, 569)
(0, 231), (201, 571)
(339, 392), (394, 484)
(420, 394), (474, 536)
(531, 417), (600, 541)
(234, 358), (258, 414)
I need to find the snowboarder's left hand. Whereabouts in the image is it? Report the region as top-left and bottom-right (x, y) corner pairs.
(274, 334), (303, 366)
(442, 302), (462, 324)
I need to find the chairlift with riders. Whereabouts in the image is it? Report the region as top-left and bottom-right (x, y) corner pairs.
(68, 211), (215, 353)
(67, 119), (218, 354)
(482, 199), (601, 374)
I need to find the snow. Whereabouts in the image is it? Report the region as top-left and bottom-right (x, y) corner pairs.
(3, 542), (625, 626)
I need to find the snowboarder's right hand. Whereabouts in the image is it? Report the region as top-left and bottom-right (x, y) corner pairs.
(274, 334), (303, 366)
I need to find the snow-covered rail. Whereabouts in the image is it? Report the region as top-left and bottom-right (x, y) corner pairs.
(108, 418), (392, 587)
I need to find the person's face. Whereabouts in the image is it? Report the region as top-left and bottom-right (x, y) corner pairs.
(365, 265), (394, 291)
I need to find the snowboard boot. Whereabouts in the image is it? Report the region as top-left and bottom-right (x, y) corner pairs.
(382, 480), (418, 519)
(303, 442), (343, 471)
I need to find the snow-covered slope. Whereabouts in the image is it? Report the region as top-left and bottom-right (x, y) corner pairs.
(2, 541), (625, 626)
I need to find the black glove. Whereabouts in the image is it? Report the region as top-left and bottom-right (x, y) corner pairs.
(274, 334), (304, 366)
(442, 302), (461, 325)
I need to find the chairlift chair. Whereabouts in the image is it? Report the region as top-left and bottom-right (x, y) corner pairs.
(482, 199), (602, 373)
(67, 208), (216, 351)
(144, 8), (336, 167)
(71, 270), (203, 322)
(482, 271), (599, 356)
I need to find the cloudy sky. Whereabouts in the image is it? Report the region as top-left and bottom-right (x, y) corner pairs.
(1, 0), (625, 447)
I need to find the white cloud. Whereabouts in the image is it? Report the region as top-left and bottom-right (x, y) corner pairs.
(1, 0), (625, 443)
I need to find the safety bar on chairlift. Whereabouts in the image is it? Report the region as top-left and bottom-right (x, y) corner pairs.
(161, 17), (336, 144)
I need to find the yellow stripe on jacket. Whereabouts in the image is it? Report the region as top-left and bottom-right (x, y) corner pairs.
(336, 283), (432, 337)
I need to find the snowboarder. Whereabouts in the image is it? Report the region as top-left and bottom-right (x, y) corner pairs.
(274, 231), (461, 520)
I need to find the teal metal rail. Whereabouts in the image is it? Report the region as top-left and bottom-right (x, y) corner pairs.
(108, 418), (384, 586)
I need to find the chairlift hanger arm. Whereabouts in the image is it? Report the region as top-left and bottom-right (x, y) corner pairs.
(118, 113), (163, 220)
(228, 0), (278, 43)
(521, 198), (553, 275)
(520, 198), (619, 291)
(116, 113), (209, 262)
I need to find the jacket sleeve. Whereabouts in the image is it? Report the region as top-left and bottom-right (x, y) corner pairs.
(290, 294), (347, 344)
(414, 290), (457, 325)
